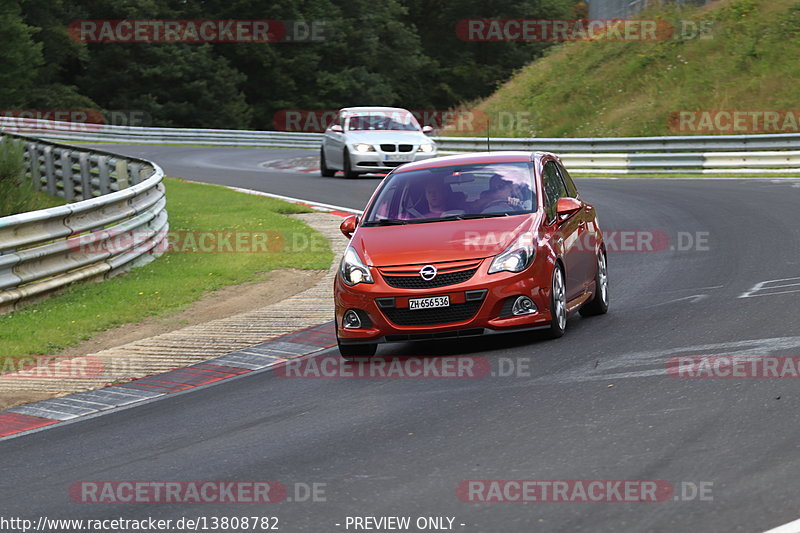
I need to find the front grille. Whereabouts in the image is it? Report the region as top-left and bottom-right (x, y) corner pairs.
(380, 144), (396, 152)
(382, 301), (483, 326)
(382, 268), (477, 289)
(398, 144), (414, 152)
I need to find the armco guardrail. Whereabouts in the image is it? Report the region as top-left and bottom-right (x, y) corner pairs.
(2, 117), (800, 174)
(0, 132), (168, 314)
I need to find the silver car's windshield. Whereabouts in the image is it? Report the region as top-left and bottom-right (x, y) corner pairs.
(363, 162), (536, 224)
(346, 112), (421, 131)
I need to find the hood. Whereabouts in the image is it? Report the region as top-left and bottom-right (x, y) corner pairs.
(352, 216), (535, 267)
(344, 130), (433, 146)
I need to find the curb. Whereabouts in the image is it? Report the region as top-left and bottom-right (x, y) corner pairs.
(0, 189), (360, 440)
(0, 322), (337, 440)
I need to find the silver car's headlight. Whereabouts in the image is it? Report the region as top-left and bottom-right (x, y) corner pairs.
(340, 247), (374, 286)
(488, 232), (535, 274)
(418, 143), (435, 153)
(353, 143), (375, 153)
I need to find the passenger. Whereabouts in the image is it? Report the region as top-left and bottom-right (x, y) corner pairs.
(472, 175), (520, 212)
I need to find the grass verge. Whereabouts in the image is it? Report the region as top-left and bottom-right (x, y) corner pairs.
(0, 177), (333, 358)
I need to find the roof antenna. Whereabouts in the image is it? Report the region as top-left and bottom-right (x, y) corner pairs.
(486, 114), (491, 152)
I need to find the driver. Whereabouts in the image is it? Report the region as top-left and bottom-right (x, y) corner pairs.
(420, 180), (452, 217)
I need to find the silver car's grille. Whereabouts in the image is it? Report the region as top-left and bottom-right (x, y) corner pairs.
(398, 144), (414, 152)
(380, 144), (396, 152)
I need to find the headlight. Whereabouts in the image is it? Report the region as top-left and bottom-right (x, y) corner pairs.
(339, 247), (374, 286)
(418, 143), (434, 153)
(488, 232), (535, 274)
(353, 143), (375, 153)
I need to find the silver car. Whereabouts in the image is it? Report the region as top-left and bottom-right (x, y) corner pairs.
(320, 106), (438, 178)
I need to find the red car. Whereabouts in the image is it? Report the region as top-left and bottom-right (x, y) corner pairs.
(334, 151), (608, 358)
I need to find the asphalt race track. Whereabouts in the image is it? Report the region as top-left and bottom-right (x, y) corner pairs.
(2, 145), (800, 532)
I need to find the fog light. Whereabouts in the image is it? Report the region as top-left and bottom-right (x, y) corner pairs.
(512, 296), (537, 316)
(343, 310), (362, 329)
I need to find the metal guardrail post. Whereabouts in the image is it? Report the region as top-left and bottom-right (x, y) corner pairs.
(43, 146), (56, 196)
(97, 155), (110, 195)
(116, 159), (129, 189)
(60, 150), (74, 201)
(78, 152), (92, 200)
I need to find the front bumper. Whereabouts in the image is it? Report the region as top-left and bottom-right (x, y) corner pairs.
(349, 148), (438, 172)
(335, 256), (554, 344)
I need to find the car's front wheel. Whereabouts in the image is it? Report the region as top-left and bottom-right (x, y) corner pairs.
(320, 147), (335, 177)
(580, 251), (609, 317)
(338, 338), (377, 360)
(547, 265), (567, 338)
(342, 151), (358, 179)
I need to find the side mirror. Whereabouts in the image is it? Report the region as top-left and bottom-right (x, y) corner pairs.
(422, 125), (434, 134)
(340, 215), (359, 238)
(556, 197), (582, 218)
(330, 124), (343, 133)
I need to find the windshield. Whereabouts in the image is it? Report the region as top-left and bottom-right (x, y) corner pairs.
(346, 111), (421, 131)
(363, 162), (536, 224)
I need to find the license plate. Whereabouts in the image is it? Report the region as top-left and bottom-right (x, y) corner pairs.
(385, 154), (412, 162)
(408, 296), (450, 310)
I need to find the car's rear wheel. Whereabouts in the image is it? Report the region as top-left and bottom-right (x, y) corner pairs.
(547, 265), (567, 339)
(343, 150), (358, 179)
(338, 338), (377, 360)
(320, 147), (335, 177)
(580, 251), (609, 317)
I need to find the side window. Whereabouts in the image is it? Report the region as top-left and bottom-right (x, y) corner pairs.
(556, 162), (578, 198)
(542, 161), (567, 222)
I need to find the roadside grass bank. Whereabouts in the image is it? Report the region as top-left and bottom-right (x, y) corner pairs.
(466, 0), (800, 138)
(0, 177), (332, 360)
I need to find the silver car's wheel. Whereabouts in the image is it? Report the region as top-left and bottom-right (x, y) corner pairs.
(343, 151), (358, 179)
(320, 147), (335, 177)
(548, 266), (567, 338)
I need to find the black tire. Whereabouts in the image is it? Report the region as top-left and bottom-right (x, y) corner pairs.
(343, 150), (358, 179)
(580, 251), (609, 317)
(338, 339), (377, 360)
(320, 147), (335, 177)
(547, 265), (567, 339)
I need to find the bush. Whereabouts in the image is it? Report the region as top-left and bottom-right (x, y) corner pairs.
(0, 136), (37, 217)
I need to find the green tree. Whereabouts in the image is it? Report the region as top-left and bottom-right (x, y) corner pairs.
(18, 0), (98, 109)
(0, 0), (43, 108)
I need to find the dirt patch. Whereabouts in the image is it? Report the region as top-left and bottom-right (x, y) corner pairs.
(0, 268), (324, 411)
(0, 392), (56, 411)
(56, 268), (325, 358)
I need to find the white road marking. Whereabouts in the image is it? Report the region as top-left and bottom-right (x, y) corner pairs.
(539, 336), (800, 384)
(761, 517), (800, 533)
(181, 179), (363, 215)
(739, 277), (800, 298)
(641, 294), (709, 309)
